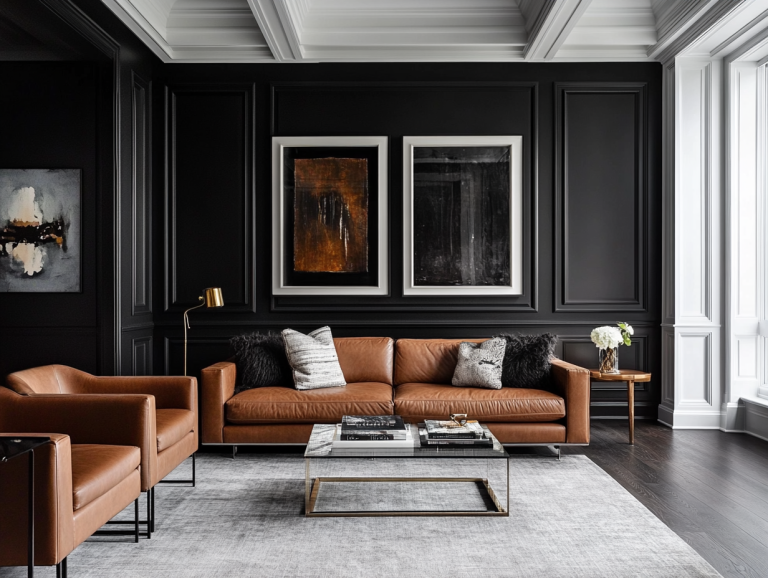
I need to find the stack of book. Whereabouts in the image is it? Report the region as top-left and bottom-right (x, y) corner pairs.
(331, 415), (414, 449)
(418, 419), (493, 447)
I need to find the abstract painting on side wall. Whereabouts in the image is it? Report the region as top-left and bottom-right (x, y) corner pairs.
(403, 137), (523, 296)
(272, 136), (389, 295)
(0, 169), (81, 292)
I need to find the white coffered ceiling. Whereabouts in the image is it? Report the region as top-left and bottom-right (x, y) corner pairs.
(98, 0), (742, 63)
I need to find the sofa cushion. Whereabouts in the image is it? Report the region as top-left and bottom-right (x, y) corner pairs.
(395, 338), (485, 385)
(282, 326), (346, 390)
(156, 409), (195, 452)
(230, 331), (293, 392)
(70, 444), (140, 511)
(494, 333), (557, 390)
(225, 382), (394, 424)
(334, 337), (394, 385)
(394, 382), (566, 422)
(452, 338), (506, 389)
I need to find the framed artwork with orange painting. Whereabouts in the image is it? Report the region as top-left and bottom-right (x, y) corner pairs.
(272, 136), (388, 295)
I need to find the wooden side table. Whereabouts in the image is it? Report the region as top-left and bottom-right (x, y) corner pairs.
(589, 370), (651, 445)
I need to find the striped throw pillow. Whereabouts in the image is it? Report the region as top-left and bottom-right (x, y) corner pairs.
(282, 326), (347, 390)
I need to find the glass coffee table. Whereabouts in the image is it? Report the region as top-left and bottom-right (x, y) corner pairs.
(304, 424), (509, 517)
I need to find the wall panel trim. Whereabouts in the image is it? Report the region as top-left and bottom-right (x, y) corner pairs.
(554, 82), (649, 312)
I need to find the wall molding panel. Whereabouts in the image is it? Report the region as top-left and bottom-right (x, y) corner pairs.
(132, 335), (153, 376)
(554, 82), (648, 313)
(164, 83), (256, 314)
(132, 71), (152, 317)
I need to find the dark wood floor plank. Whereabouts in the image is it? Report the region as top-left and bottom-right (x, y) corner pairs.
(576, 422), (768, 578)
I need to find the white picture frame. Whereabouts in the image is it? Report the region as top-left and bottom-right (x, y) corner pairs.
(272, 136), (389, 296)
(402, 135), (523, 296)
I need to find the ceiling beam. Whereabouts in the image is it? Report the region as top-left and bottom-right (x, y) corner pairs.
(247, 0), (303, 61)
(523, 0), (593, 61)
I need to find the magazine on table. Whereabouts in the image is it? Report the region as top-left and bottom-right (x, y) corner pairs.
(423, 419), (484, 439)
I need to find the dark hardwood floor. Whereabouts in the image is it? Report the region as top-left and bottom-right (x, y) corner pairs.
(562, 421), (768, 578)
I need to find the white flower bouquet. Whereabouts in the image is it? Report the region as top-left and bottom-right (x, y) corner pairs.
(591, 322), (633, 373)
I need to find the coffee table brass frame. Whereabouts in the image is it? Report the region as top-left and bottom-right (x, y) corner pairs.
(304, 424), (509, 517)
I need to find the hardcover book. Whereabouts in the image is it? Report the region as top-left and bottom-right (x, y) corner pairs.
(332, 424), (414, 449)
(341, 415), (406, 431)
(418, 427), (493, 447)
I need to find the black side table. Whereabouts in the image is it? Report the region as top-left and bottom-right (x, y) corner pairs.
(0, 436), (51, 578)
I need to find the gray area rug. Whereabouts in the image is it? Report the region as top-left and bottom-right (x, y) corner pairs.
(1, 454), (721, 578)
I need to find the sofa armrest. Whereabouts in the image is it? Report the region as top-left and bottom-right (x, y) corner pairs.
(200, 361), (237, 444)
(0, 433), (74, 566)
(79, 376), (197, 412)
(551, 358), (591, 444)
(0, 389), (157, 491)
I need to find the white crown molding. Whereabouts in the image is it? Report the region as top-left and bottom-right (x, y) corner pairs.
(652, 0), (745, 64)
(523, 0), (592, 61)
(99, 0), (174, 62)
(95, 0), (755, 63)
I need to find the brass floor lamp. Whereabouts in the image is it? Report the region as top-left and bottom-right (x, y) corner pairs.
(183, 287), (224, 376)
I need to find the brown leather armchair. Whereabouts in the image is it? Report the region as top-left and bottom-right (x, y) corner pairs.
(5, 365), (198, 536)
(0, 387), (148, 576)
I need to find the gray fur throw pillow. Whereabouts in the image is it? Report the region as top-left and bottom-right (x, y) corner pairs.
(230, 331), (294, 393)
(494, 333), (557, 390)
(451, 338), (506, 389)
(282, 326), (346, 390)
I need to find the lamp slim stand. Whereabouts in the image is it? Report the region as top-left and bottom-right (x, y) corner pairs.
(182, 298), (205, 377)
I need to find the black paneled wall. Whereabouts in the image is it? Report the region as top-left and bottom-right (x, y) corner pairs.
(0, 63), (102, 376)
(155, 63), (661, 419)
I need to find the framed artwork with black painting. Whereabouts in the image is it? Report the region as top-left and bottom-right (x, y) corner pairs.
(402, 136), (523, 296)
(0, 168), (81, 292)
(272, 136), (388, 295)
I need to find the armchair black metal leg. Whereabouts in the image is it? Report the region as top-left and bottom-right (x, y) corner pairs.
(56, 557), (67, 578)
(146, 490), (152, 539)
(157, 453), (196, 485)
(134, 498), (139, 543)
(151, 487), (155, 533)
(193, 452), (196, 487)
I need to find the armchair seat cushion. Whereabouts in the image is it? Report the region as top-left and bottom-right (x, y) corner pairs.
(156, 409), (196, 452)
(394, 383), (566, 422)
(225, 382), (394, 424)
(70, 444), (140, 511)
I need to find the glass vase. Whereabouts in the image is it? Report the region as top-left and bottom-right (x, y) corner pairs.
(598, 347), (619, 374)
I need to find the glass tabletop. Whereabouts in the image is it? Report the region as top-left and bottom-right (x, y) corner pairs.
(0, 436), (51, 462)
(304, 424), (509, 459)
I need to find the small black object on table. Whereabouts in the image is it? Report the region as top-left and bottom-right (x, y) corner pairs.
(0, 436), (51, 578)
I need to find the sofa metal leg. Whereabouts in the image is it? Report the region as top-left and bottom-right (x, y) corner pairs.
(232, 445), (237, 459)
(554, 445), (561, 461)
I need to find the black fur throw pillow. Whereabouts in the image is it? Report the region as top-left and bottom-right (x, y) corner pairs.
(230, 332), (293, 393)
(493, 333), (557, 390)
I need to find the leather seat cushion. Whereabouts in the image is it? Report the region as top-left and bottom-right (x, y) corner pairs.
(70, 444), (140, 511)
(225, 382), (394, 424)
(156, 408), (196, 452)
(394, 383), (566, 422)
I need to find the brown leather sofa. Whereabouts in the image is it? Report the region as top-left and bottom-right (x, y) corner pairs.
(5, 365), (198, 537)
(0, 387), (147, 575)
(200, 337), (590, 447)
